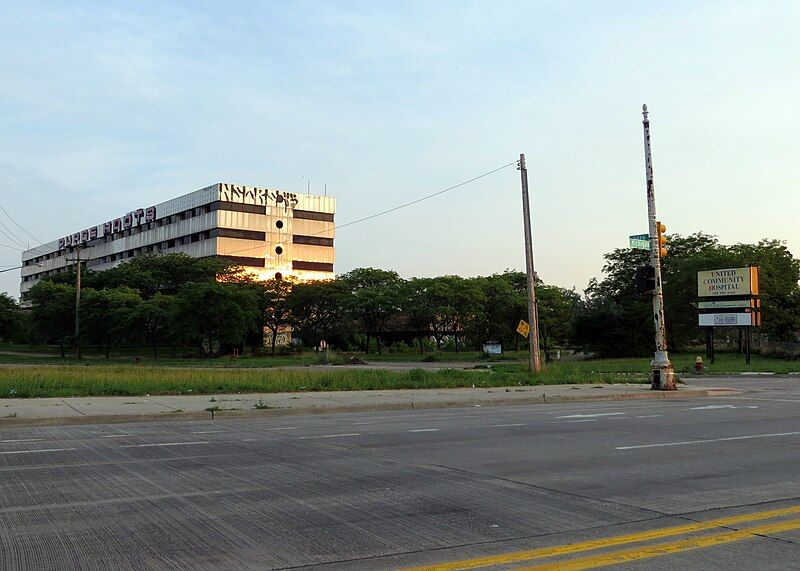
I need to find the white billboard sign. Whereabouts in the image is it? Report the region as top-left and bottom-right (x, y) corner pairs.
(698, 313), (755, 327)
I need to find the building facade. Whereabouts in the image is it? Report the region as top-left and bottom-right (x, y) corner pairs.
(20, 183), (335, 295)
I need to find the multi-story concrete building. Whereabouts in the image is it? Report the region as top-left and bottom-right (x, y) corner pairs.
(20, 183), (335, 295)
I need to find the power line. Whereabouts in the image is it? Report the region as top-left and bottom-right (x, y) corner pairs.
(219, 160), (519, 258)
(0, 241), (24, 252)
(325, 160), (518, 234)
(0, 218), (28, 249)
(0, 205), (39, 245)
(5, 161), (519, 273)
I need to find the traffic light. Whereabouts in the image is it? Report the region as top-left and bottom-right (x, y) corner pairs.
(656, 221), (668, 258)
(636, 264), (656, 294)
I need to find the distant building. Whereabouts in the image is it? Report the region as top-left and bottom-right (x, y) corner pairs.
(20, 183), (335, 295)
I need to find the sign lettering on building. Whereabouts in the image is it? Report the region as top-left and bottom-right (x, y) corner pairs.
(58, 206), (157, 250)
(219, 183), (299, 211)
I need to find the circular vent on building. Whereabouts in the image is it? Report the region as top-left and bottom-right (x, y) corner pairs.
(275, 272), (283, 281)
(275, 220), (284, 229)
(275, 246), (283, 255)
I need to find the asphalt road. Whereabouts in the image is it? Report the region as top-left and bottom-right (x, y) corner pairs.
(1, 377), (799, 570)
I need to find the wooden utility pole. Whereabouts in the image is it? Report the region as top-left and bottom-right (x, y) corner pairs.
(69, 246), (83, 359)
(519, 154), (541, 373)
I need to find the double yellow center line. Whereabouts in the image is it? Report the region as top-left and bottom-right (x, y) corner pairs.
(405, 504), (800, 571)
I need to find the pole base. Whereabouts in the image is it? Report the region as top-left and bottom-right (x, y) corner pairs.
(650, 364), (676, 391)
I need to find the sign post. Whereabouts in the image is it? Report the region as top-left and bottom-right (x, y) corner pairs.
(697, 267), (761, 365)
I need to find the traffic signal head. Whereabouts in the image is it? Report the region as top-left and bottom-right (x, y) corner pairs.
(636, 264), (656, 294)
(656, 221), (668, 258)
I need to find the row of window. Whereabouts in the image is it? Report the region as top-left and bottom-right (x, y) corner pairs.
(23, 201), (335, 266)
(22, 226), (335, 282)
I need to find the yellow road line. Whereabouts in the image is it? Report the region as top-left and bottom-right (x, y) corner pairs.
(519, 518), (800, 571)
(403, 504), (800, 571)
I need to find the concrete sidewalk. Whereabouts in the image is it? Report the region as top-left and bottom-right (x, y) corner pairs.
(0, 382), (740, 427)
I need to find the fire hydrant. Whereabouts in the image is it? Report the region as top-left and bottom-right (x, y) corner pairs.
(695, 356), (704, 374)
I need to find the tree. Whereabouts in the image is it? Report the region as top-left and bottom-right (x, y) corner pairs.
(536, 285), (579, 362)
(402, 278), (436, 353)
(257, 278), (295, 355)
(573, 233), (800, 356)
(289, 279), (351, 349)
(81, 287), (143, 358)
(339, 268), (404, 353)
(170, 282), (261, 355)
(127, 293), (173, 358)
(449, 277), (485, 352)
(92, 253), (235, 297)
(24, 281), (76, 357)
(0, 293), (21, 343)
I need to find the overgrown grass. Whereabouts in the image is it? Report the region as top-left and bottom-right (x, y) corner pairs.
(0, 363), (646, 398)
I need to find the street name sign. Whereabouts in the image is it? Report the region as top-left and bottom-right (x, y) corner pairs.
(629, 234), (650, 250)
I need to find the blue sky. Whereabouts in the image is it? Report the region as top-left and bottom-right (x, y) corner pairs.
(2, 1), (799, 297)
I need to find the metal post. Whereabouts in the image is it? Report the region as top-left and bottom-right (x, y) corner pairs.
(710, 328), (715, 364)
(518, 154), (541, 373)
(745, 326), (751, 365)
(642, 105), (676, 390)
(74, 246), (82, 359)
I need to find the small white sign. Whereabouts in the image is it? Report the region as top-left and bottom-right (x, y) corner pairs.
(699, 313), (754, 327)
(482, 342), (502, 355)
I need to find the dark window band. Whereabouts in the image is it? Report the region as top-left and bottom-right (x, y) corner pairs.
(216, 201), (266, 214)
(220, 255), (265, 268)
(292, 260), (333, 272)
(293, 210), (334, 222)
(293, 235), (334, 247)
(214, 228), (266, 241)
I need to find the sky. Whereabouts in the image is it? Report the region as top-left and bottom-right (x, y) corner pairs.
(1, 1), (799, 298)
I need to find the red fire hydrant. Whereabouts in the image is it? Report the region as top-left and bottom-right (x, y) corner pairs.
(695, 356), (704, 374)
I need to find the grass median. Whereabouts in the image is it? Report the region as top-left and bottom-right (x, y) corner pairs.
(0, 363), (648, 399)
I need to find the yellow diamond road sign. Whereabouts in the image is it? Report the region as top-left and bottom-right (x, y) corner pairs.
(517, 319), (530, 338)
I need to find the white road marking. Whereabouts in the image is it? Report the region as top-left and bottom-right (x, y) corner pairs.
(617, 431), (800, 450)
(565, 419), (599, 423)
(409, 428), (439, 433)
(689, 405), (758, 410)
(299, 433), (361, 439)
(242, 438), (255, 442)
(0, 448), (76, 455)
(191, 430), (224, 434)
(636, 415), (663, 418)
(734, 397), (800, 404)
(557, 412), (625, 419)
(268, 426), (300, 431)
(100, 434), (133, 438)
(0, 438), (45, 444)
(490, 423), (526, 428)
(119, 441), (210, 448)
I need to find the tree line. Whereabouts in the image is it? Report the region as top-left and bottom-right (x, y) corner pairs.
(1, 233), (798, 359)
(0, 254), (576, 358)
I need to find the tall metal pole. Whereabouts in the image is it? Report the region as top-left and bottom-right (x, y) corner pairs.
(74, 246), (82, 359)
(519, 154), (541, 373)
(642, 105), (675, 390)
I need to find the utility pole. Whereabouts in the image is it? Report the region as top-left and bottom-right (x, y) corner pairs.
(67, 246), (83, 359)
(642, 105), (676, 390)
(518, 154), (542, 373)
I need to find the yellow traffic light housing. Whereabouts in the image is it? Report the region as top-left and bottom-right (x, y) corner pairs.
(656, 221), (667, 258)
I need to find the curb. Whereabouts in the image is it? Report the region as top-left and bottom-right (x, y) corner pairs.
(0, 388), (740, 428)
